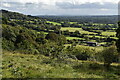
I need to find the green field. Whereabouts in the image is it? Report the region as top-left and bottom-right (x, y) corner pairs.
(60, 22), (77, 24)
(66, 37), (85, 40)
(101, 31), (116, 36)
(110, 37), (118, 40)
(61, 27), (97, 34)
(43, 32), (48, 34)
(46, 21), (61, 25)
(92, 23), (114, 26)
(65, 44), (104, 52)
(37, 32), (48, 35)
(69, 22), (77, 24)
(87, 35), (106, 38)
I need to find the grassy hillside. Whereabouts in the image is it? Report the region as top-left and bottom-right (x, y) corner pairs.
(2, 51), (120, 79)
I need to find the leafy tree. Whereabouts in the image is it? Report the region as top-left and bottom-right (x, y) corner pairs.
(2, 38), (15, 50)
(116, 22), (120, 64)
(101, 45), (118, 69)
(61, 22), (70, 27)
(65, 45), (92, 60)
(73, 30), (80, 37)
(2, 17), (8, 24)
(38, 41), (65, 59)
(58, 35), (66, 45)
(45, 32), (59, 42)
(36, 32), (47, 44)
(97, 31), (102, 36)
(63, 30), (69, 35)
(116, 22), (120, 53)
(2, 25), (19, 42)
(46, 32), (66, 45)
(84, 35), (89, 41)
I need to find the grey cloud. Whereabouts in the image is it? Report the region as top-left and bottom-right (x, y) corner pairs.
(1, 2), (44, 9)
(25, 2), (44, 8)
(1, 2), (23, 7)
(1, 1), (118, 15)
(1, 2), (44, 14)
(56, 2), (117, 9)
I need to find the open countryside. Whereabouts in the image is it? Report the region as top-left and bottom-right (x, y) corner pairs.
(1, 10), (120, 79)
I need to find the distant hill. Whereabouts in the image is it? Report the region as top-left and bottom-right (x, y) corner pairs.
(1, 9), (117, 24)
(38, 15), (118, 24)
(1, 9), (42, 20)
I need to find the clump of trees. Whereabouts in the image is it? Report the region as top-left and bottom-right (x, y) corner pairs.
(116, 21), (120, 66)
(100, 45), (118, 69)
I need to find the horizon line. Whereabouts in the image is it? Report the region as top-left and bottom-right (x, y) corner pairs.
(1, 9), (118, 16)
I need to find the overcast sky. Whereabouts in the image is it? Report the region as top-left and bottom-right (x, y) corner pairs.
(0, 0), (119, 15)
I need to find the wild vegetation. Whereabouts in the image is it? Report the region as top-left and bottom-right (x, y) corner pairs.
(2, 51), (120, 78)
(1, 10), (120, 79)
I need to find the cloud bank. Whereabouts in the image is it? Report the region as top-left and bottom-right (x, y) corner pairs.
(1, 0), (118, 15)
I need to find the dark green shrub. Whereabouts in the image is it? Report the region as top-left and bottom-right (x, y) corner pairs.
(66, 46), (93, 60)
(2, 38), (15, 50)
(89, 63), (101, 70)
